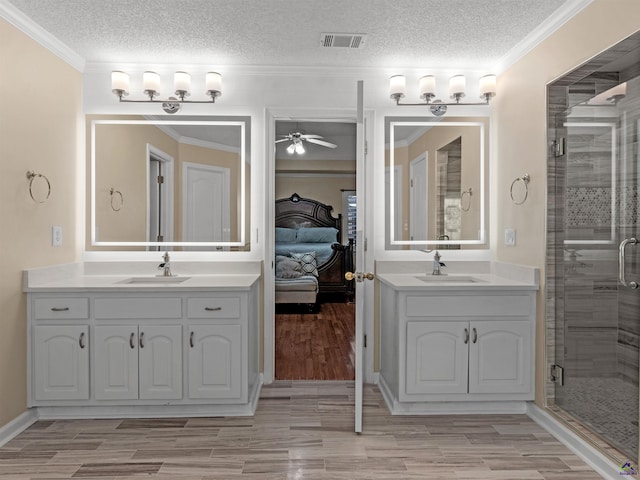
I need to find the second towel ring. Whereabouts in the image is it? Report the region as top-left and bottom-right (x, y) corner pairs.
(460, 188), (473, 212)
(510, 174), (530, 205)
(110, 188), (124, 211)
(26, 170), (51, 203)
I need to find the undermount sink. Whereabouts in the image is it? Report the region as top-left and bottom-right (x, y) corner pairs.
(118, 276), (191, 284)
(414, 275), (485, 283)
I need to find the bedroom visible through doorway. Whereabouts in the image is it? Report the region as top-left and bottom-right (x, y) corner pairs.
(274, 120), (357, 380)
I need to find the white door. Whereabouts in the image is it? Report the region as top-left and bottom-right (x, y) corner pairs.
(94, 325), (138, 400)
(188, 324), (242, 399)
(469, 320), (531, 394)
(138, 325), (183, 400)
(405, 321), (468, 395)
(410, 154), (428, 242)
(33, 325), (89, 401)
(354, 80), (366, 433)
(182, 162), (230, 244)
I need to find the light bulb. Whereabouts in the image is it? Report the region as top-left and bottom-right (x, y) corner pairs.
(287, 143), (296, 154)
(389, 75), (406, 99)
(295, 142), (305, 154)
(111, 71), (129, 96)
(143, 71), (161, 98)
(174, 71), (191, 97)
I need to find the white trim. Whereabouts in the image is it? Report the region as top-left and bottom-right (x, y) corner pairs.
(0, 410), (39, 447)
(179, 136), (241, 154)
(378, 376), (528, 415)
(0, 0), (85, 72)
(496, 0), (594, 73)
(527, 403), (622, 480)
(275, 173), (356, 178)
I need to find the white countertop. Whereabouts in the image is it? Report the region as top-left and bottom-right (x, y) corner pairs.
(377, 273), (538, 291)
(23, 262), (261, 293)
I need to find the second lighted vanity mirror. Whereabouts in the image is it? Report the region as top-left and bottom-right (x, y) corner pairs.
(88, 115), (250, 250)
(385, 117), (488, 249)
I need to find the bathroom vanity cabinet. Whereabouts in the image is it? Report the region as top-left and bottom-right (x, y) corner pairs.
(378, 273), (537, 414)
(26, 274), (260, 417)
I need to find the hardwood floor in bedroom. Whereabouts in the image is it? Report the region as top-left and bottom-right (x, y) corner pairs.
(275, 302), (355, 380)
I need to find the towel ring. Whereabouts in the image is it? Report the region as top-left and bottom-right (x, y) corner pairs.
(26, 170), (51, 203)
(510, 174), (530, 205)
(461, 188), (473, 212)
(110, 188), (123, 211)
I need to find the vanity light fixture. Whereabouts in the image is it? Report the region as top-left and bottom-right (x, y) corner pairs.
(389, 74), (496, 116)
(111, 70), (222, 114)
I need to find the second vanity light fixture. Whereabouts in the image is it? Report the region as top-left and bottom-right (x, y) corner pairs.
(389, 74), (497, 116)
(111, 70), (222, 114)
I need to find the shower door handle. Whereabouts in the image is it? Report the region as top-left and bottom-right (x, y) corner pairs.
(619, 238), (638, 289)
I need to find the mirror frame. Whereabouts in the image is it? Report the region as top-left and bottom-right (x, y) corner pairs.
(90, 118), (248, 248)
(387, 119), (486, 246)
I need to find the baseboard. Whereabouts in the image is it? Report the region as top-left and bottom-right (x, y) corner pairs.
(0, 409), (39, 447)
(526, 403), (623, 480)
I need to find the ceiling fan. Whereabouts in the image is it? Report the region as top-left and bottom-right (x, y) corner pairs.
(275, 132), (337, 154)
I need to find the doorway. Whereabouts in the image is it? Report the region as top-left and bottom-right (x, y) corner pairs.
(273, 119), (357, 380)
(147, 145), (174, 249)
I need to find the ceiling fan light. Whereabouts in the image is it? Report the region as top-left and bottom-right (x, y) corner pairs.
(295, 142), (305, 154)
(286, 143), (296, 154)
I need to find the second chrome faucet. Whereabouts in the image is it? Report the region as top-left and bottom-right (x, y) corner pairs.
(432, 251), (446, 276)
(158, 251), (173, 277)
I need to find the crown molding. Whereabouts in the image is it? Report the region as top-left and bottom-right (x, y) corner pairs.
(179, 135), (240, 154)
(0, 0), (85, 72)
(495, 0), (594, 73)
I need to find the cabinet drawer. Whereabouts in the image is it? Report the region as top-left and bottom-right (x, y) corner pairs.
(95, 297), (182, 319)
(406, 294), (532, 318)
(34, 298), (89, 319)
(187, 297), (240, 318)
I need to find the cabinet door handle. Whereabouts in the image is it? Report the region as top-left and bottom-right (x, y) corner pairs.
(79, 332), (86, 349)
(190, 331), (194, 348)
(129, 332), (135, 349)
(139, 331), (145, 348)
(463, 328), (469, 344)
(205, 306), (222, 312)
(472, 328), (478, 344)
(51, 307), (69, 312)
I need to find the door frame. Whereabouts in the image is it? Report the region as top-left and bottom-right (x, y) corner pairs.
(146, 144), (174, 244)
(410, 152), (428, 242)
(263, 107), (376, 385)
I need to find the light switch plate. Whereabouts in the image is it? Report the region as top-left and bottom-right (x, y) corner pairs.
(504, 228), (516, 246)
(52, 225), (63, 247)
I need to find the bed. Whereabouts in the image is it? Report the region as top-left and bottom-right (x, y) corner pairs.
(275, 193), (354, 305)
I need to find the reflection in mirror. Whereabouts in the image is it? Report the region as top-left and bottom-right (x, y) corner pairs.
(87, 115), (250, 251)
(385, 117), (487, 249)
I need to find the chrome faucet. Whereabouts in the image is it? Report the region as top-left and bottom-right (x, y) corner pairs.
(432, 251), (446, 275)
(158, 251), (173, 277)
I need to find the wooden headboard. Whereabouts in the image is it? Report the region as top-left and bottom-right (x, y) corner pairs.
(275, 193), (342, 240)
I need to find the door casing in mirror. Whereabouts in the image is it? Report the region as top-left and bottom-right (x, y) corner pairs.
(88, 115), (250, 250)
(385, 117), (488, 249)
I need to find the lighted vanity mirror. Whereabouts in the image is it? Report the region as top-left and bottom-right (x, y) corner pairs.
(385, 116), (488, 249)
(87, 115), (250, 250)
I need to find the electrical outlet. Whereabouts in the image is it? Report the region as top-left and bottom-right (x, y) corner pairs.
(52, 225), (63, 247)
(504, 228), (516, 246)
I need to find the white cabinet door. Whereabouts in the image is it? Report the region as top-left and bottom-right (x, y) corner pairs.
(469, 320), (532, 394)
(188, 324), (241, 399)
(94, 326), (138, 400)
(406, 321), (468, 395)
(138, 325), (183, 400)
(33, 325), (89, 401)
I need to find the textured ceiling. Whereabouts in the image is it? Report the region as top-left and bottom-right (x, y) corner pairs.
(7, 0), (572, 69)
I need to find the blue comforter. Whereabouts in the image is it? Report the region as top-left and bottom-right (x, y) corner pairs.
(275, 242), (336, 266)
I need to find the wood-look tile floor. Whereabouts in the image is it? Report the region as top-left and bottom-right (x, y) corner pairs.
(0, 382), (604, 479)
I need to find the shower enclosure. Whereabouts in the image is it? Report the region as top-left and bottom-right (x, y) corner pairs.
(547, 33), (640, 462)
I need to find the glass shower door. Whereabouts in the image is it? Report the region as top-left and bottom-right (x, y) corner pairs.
(555, 75), (640, 460)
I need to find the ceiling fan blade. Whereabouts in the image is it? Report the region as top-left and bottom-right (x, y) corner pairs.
(300, 134), (323, 139)
(274, 138), (290, 144)
(306, 138), (337, 148)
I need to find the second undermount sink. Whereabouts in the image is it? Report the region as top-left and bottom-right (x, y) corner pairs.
(118, 276), (191, 285)
(415, 275), (485, 283)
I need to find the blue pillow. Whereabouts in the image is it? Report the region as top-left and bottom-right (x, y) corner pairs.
(275, 227), (297, 243)
(296, 227), (338, 243)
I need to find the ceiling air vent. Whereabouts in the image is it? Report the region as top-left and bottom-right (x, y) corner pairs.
(320, 33), (367, 49)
